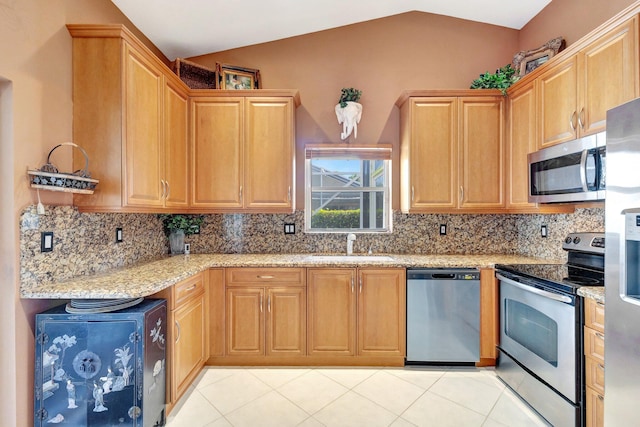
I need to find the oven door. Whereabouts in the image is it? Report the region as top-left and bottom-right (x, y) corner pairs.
(497, 273), (579, 403)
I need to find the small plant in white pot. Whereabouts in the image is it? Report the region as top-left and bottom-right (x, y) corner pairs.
(158, 214), (204, 255)
(335, 87), (362, 140)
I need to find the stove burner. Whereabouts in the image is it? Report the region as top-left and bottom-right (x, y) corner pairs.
(563, 276), (601, 286)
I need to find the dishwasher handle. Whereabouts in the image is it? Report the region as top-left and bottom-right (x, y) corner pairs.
(431, 273), (456, 279)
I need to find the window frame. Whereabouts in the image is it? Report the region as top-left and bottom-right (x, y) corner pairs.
(304, 144), (393, 234)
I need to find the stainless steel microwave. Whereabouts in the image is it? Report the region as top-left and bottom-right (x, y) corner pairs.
(528, 132), (606, 203)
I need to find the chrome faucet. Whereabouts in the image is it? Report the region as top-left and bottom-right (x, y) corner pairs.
(346, 233), (356, 255)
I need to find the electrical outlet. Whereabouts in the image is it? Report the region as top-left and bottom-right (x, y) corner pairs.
(115, 228), (123, 243)
(284, 223), (295, 234)
(41, 231), (53, 252)
(439, 224), (447, 235)
(541, 224), (548, 238)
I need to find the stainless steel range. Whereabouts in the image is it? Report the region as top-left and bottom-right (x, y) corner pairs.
(494, 232), (604, 427)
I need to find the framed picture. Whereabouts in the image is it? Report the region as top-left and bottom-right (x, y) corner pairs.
(216, 63), (261, 89)
(512, 36), (566, 76)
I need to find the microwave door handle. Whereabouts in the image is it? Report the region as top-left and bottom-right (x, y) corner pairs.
(496, 274), (573, 304)
(579, 149), (589, 192)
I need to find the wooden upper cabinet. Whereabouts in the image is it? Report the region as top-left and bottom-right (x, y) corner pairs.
(244, 98), (295, 210)
(459, 97), (505, 209)
(400, 97), (457, 211)
(68, 24), (190, 212)
(190, 97), (244, 209)
(163, 77), (190, 208)
(398, 91), (504, 213)
(538, 16), (638, 148)
(506, 81), (538, 210)
(189, 93), (297, 213)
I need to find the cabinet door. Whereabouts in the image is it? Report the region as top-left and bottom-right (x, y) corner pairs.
(226, 287), (264, 355)
(459, 97), (505, 209)
(307, 268), (356, 356)
(190, 97), (244, 209)
(173, 294), (206, 400)
(357, 268), (406, 356)
(163, 77), (189, 208)
(244, 97), (295, 212)
(402, 98), (457, 211)
(586, 386), (605, 427)
(266, 287), (306, 356)
(506, 82), (538, 210)
(123, 43), (164, 207)
(538, 56), (579, 147)
(580, 17), (638, 136)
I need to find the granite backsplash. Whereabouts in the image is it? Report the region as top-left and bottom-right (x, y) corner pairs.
(19, 205), (604, 288)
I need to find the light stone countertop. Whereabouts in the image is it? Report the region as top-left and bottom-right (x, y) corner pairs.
(578, 286), (605, 303)
(20, 253), (559, 299)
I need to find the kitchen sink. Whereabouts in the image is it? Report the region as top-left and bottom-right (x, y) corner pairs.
(304, 255), (395, 262)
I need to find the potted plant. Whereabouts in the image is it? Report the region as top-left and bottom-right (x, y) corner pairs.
(158, 214), (204, 255)
(335, 87), (363, 140)
(469, 64), (517, 95)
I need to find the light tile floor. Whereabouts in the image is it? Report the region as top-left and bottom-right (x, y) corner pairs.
(166, 366), (550, 427)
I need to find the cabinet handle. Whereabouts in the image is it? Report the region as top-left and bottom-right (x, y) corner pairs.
(239, 186), (243, 203)
(175, 320), (181, 343)
(268, 295), (271, 313)
(578, 108), (585, 129)
(570, 111), (577, 131)
(160, 180), (166, 199)
(260, 294), (263, 313)
(185, 284), (197, 292)
(359, 276), (363, 293)
(351, 276), (354, 293)
(598, 363), (605, 370)
(165, 181), (171, 200)
(459, 186), (464, 203)
(411, 186), (415, 202)
(287, 186), (291, 202)
(596, 332), (605, 340)
(257, 275), (275, 279)
(597, 394), (604, 401)
(596, 301), (605, 306)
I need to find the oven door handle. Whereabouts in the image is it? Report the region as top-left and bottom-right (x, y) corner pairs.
(496, 274), (574, 304)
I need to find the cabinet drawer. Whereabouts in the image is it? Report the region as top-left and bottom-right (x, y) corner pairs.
(174, 274), (205, 306)
(584, 326), (605, 363)
(585, 298), (605, 333)
(226, 268), (305, 286)
(585, 356), (605, 395)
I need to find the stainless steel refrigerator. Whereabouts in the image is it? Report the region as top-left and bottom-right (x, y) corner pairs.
(605, 97), (640, 425)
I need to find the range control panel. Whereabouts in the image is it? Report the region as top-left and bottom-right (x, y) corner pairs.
(562, 232), (605, 254)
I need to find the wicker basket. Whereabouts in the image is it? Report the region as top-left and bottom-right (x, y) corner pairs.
(171, 58), (217, 89)
(28, 142), (99, 194)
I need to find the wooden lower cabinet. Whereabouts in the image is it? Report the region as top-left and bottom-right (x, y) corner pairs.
(307, 267), (406, 364)
(584, 297), (605, 427)
(225, 268), (306, 358)
(152, 272), (208, 414)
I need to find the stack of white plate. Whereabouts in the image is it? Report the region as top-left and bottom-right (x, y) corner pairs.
(65, 298), (143, 314)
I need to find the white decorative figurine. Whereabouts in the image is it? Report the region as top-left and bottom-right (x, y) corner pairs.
(66, 380), (77, 409)
(335, 88), (362, 141)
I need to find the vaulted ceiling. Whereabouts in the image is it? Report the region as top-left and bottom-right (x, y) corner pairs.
(111, 0), (551, 60)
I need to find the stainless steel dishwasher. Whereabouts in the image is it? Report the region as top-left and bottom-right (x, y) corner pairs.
(406, 268), (480, 364)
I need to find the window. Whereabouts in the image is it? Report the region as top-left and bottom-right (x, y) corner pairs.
(305, 144), (392, 233)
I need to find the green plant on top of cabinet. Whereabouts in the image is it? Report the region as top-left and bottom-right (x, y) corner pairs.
(537, 16), (638, 148)
(189, 92), (298, 213)
(68, 24), (189, 212)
